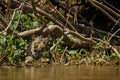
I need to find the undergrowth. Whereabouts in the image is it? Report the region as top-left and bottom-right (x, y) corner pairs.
(0, 10), (120, 66)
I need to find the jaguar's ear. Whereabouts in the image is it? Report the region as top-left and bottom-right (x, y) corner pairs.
(43, 36), (51, 42)
(43, 37), (49, 44)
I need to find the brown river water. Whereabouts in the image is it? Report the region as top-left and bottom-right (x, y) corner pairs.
(0, 65), (120, 80)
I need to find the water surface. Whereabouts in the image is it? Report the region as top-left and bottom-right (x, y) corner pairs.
(0, 65), (120, 80)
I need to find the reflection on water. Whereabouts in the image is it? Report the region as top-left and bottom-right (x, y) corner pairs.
(0, 65), (120, 80)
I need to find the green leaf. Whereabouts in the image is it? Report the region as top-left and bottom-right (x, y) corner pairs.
(11, 45), (16, 49)
(32, 21), (39, 28)
(55, 44), (63, 51)
(68, 50), (78, 54)
(14, 10), (20, 19)
(47, 21), (54, 25)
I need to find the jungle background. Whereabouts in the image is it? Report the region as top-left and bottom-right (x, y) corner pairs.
(0, 0), (120, 66)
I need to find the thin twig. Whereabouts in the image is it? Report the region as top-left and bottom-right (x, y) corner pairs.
(35, 7), (64, 29)
(92, 0), (120, 18)
(108, 28), (120, 41)
(88, 0), (119, 25)
(0, 2), (24, 34)
(48, 0), (77, 32)
(108, 19), (120, 41)
(0, 14), (7, 27)
(103, 0), (120, 13)
(111, 46), (120, 58)
(12, 2), (25, 35)
(60, 46), (68, 63)
(49, 35), (64, 51)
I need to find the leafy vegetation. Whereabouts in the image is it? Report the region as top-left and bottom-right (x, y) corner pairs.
(0, 0), (120, 66)
(0, 34), (27, 65)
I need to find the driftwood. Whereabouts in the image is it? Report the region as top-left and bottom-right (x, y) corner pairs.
(18, 24), (95, 48)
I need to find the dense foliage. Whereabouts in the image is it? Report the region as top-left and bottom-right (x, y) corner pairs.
(0, 0), (120, 66)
